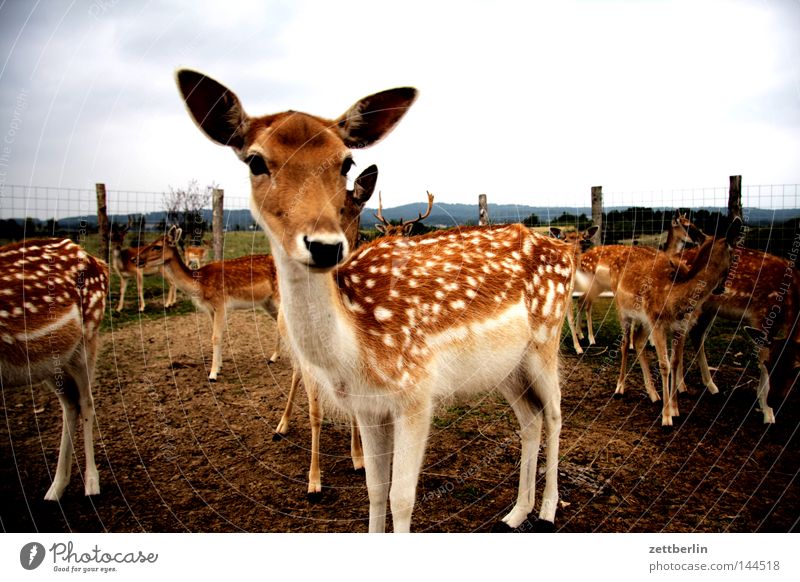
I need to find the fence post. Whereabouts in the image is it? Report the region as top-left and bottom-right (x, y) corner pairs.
(212, 187), (224, 260)
(591, 185), (603, 244)
(95, 183), (109, 262)
(728, 175), (742, 220)
(478, 193), (489, 226)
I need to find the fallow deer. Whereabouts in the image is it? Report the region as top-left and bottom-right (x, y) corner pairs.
(549, 225), (598, 354)
(110, 224), (177, 311)
(0, 238), (108, 500)
(133, 226), (281, 381)
(611, 218), (742, 426)
(575, 212), (703, 346)
(679, 241), (799, 423)
(184, 239), (210, 269)
(176, 69), (575, 532)
(374, 191), (434, 237)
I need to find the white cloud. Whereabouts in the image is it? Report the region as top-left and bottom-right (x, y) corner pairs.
(0, 0), (798, 220)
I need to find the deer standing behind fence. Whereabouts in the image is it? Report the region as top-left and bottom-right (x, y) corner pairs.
(0, 238), (108, 500)
(611, 218), (742, 426)
(176, 68), (575, 532)
(678, 230), (799, 423)
(110, 223), (177, 311)
(549, 225), (598, 354)
(374, 191), (434, 237)
(133, 226), (281, 381)
(575, 212), (703, 347)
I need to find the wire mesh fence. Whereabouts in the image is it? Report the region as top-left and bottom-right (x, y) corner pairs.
(1, 179), (798, 259)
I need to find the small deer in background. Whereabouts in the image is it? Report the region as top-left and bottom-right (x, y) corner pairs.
(110, 223), (177, 311)
(184, 239), (211, 269)
(678, 231), (799, 423)
(612, 217), (742, 426)
(575, 211), (704, 347)
(373, 191), (434, 237)
(549, 224), (598, 354)
(0, 238), (108, 500)
(133, 226), (281, 381)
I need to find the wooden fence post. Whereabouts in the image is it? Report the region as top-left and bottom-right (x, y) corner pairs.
(212, 187), (224, 260)
(728, 175), (742, 220)
(478, 193), (489, 226)
(591, 185), (603, 244)
(95, 183), (109, 262)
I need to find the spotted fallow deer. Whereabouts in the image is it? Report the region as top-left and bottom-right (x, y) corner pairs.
(110, 224), (177, 311)
(184, 239), (210, 269)
(611, 217), (742, 426)
(575, 212), (703, 347)
(133, 226), (281, 381)
(0, 238), (108, 500)
(374, 191), (434, 237)
(176, 69), (574, 532)
(549, 225), (598, 354)
(678, 241), (800, 423)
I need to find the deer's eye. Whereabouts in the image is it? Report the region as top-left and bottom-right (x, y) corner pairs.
(245, 154), (270, 176)
(341, 157), (355, 176)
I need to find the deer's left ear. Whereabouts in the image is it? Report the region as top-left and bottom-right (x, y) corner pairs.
(585, 225), (599, 239)
(336, 88), (418, 148)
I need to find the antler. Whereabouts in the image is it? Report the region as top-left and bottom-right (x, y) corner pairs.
(409, 191), (434, 225)
(374, 191), (391, 228)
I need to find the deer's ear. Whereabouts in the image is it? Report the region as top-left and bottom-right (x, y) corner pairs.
(352, 165), (379, 207)
(403, 222), (415, 236)
(336, 88), (417, 148)
(375, 223), (387, 234)
(176, 69), (248, 150)
(585, 225), (599, 239)
(549, 227), (562, 239)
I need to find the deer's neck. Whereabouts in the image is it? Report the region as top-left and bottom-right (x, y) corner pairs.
(272, 248), (358, 375)
(162, 253), (200, 295)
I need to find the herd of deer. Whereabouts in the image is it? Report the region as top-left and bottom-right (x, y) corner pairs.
(0, 70), (797, 532)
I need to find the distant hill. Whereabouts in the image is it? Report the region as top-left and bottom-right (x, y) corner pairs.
(27, 203), (800, 232)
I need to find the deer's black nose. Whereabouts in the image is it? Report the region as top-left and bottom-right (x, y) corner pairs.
(304, 237), (345, 269)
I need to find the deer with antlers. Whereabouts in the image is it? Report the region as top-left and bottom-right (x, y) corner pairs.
(0, 238), (108, 500)
(374, 191), (434, 237)
(176, 69), (575, 532)
(611, 218), (742, 426)
(110, 223), (177, 311)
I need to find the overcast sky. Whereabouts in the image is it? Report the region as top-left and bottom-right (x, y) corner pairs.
(0, 0), (798, 219)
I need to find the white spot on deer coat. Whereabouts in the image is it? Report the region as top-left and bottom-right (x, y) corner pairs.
(374, 306), (393, 321)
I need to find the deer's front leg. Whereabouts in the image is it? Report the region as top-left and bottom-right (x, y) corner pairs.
(357, 411), (394, 533)
(389, 403), (432, 533)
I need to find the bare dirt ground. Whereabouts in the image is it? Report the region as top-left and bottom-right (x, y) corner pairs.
(1, 307), (797, 533)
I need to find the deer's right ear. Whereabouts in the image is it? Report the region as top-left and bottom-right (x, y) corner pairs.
(176, 69), (248, 150)
(549, 227), (562, 239)
(336, 87), (418, 148)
